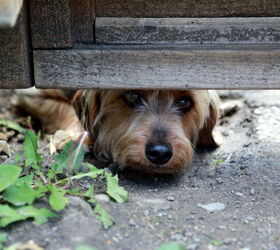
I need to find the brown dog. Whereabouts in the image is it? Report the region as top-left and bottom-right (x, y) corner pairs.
(15, 89), (220, 174)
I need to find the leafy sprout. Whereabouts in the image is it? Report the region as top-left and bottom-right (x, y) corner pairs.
(0, 130), (128, 232)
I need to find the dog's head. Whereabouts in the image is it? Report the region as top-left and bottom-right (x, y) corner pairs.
(72, 90), (220, 174)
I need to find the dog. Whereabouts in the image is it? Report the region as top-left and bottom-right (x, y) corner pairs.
(14, 89), (220, 174)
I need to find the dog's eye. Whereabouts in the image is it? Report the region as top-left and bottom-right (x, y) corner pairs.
(175, 96), (193, 113)
(123, 91), (142, 108)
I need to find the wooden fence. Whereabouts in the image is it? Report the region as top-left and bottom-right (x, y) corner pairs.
(0, 0), (280, 89)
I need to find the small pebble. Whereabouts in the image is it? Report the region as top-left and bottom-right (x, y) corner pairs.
(216, 177), (223, 184)
(240, 164), (248, 170)
(231, 215), (238, 221)
(112, 237), (119, 243)
(0, 141), (11, 156)
(0, 155), (8, 162)
(190, 178), (200, 188)
(236, 192), (245, 198)
(17, 133), (25, 143)
(222, 131), (229, 137)
(246, 216), (255, 222)
(171, 234), (183, 241)
(167, 196), (175, 202)
(230, 157), (237, 163)
(116, 233), (123, 240)
(198, 202), (225, 212)
(257, 227), (265, 233)
(250, 188), (256, 195)
(0, 107), (6, 113)
(94, 194), (110, 203)
(167, 214), (173, 220)
(129, 219), (136, 227)
(244, 220), (249, 225)
(193, 237), (201, 243)
(188, 244), (198, 250)
(223, 238), (232, 245)
(144, 210), (150, 216)
(138, 241), (144, 246)
(254, 109), (262, 115)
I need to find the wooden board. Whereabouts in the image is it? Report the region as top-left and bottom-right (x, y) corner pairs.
(71, 0), (95, 43)
(96, 17), (280, 44)
(0, 0), (23, 27)
(29, 0), (73, 49)
(29, 0), (95, 48)
(34, 44), (280, 90)
(0, 1), (32, 88)
(96, 0), (280, 18)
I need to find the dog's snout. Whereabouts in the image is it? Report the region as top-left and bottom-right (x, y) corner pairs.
(145, 142), (173, 165)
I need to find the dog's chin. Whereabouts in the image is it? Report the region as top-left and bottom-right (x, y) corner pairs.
(117, 159), (191, 174)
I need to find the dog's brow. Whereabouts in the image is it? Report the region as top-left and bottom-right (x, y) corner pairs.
(146, 91), (173, 114)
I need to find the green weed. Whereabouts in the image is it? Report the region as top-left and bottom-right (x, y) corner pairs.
(0, 130), (128, 231)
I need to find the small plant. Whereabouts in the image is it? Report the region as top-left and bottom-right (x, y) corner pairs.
(215, 159), (225, 165)
(157, 242), (186, 250)
(0, 130), (128, 230)
(210, 240), (222, 246)
(0, 118), (24, 133)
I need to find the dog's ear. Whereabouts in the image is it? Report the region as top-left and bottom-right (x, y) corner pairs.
(198, 97), (222, 147)
(71, 90), (100, 132)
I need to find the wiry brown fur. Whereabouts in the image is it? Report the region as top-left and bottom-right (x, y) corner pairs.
(14, 88), (220, 174)
(13, 88), (84, 139)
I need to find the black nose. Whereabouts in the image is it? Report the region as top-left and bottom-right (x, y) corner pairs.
(145, 142), (173, 165)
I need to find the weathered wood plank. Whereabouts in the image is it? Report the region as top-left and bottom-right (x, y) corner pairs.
(0, 1), (32, 88)
(71, 0), (95, 43)
(96, 17), (280, 44)
(29, 0), (73, 49)
(0, 0), (23, 27)
(96, 0), (280, 18)
(34, 44), (280, 90)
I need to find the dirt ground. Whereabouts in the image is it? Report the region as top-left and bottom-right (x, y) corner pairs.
(1, 90), (280, 250)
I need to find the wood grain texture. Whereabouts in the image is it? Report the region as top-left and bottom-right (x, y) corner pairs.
(96, 17), (280, 44)
(0, 2), (32, 88)
(71, 0), (95, 43)
(0, 0), (23, 27)
(29, 0), (73, 49)
(96, 0), (280, 18)
(34, 44), (280, 90)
